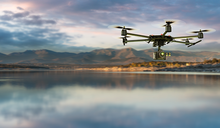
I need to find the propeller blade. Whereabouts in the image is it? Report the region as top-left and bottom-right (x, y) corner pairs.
(119, 36), (130, 39)
(126, 28), (134, 30)
(114, 26), (124, 29)
(166, 21), (175, 24)
(114, 26), (134, 30)
(161, 20), (178, 27)
(190, 31), (200, 33)
(190, 29), (215, 33)
(201, 29), (213, 32)
(162, 19), (180, 27)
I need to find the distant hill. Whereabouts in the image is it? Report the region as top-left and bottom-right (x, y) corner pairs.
(0, 48), (220, 64)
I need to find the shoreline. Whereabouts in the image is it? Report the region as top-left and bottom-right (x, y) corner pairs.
(75, 63), (220, 73)
(75, 67), (220, 73)
(0, 63), (220, 73)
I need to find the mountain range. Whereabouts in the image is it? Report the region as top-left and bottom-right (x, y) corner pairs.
(0, 48), (220, 64)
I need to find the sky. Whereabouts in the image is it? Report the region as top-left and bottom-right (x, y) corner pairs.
(0, 0), (219, 54)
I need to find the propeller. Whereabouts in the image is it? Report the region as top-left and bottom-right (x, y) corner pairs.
(166, 21), (175, 24)
(119, 36), (130, 39)
(118, 36), (129, 45)
(162, 21), (177, 27)
(190, 29), (214, 33)
(114, 26), (134, 30)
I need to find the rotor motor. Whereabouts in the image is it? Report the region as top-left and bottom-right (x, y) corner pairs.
(198, 32), (203, 39)
(122, 37), (127, 45)
(164, 21), (175, 32)
(165, 25), (172, 32)
(121, 29), (127, 36)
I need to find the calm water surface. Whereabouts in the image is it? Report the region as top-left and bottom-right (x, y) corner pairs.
(0, 71), (220, 128)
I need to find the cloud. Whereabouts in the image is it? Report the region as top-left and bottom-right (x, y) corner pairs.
(0, 27), (62, 49)
(0, 27), (98, 53)
(0, 7), (101, 54)
(1, 0), (219, 30)
(65, 0), (136, 12)
(17, 7), (24, 10)
(0, 11), (29, 20)
(22, 15), (56, 25)
(3, 10), (13, 14)
(1, 0), (220, 29)
(0, 0), (219, 53)
(13, 11), (30, 18)
(0, 9), (56, 26)
(12, 0), (218, 28)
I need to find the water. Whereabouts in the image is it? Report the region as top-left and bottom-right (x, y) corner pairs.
(0, 71), (220, 128)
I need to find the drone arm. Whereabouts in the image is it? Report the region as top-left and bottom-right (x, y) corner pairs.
(125, 39), (149, 42)
(188, 40), (202, 47)
(172, 40), (202, 47)
(172, 40), (194, 45)
(173, 35), (198, 39)
(127, 32), (149, 38)
(162, 31), (168, 37)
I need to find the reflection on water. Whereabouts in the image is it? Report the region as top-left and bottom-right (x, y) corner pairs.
(0, 71), (220, 128)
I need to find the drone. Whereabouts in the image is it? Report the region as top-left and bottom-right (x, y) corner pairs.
(115, 21), (213, 60)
